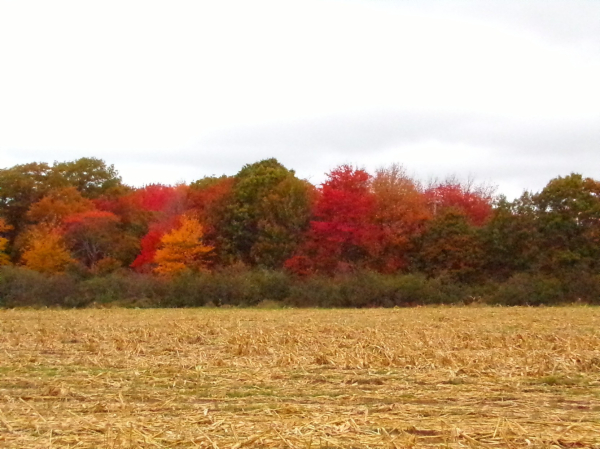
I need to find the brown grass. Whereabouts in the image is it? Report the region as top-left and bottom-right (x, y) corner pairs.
(1, 307), (599, 448)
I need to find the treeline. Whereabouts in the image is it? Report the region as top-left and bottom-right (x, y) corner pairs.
(1, 157), (599, 307)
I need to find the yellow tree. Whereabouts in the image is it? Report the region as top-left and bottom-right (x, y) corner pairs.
(0, 218), (13, 265)
(154, 216), (214, 275)
(20, 224), (74, 274)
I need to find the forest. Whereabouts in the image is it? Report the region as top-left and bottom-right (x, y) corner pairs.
(1, 157), (599, 307)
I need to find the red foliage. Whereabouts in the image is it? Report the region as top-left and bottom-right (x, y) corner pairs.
(63, 210), (119, 226)
(129, 184), (186, 212)
(424, 181), (494, 226)
(286, 165), (378, 274)
(187, 177), (234, 221)
(96, 184), (188, 219)
(130, 216), (181, 270)
(283, 255), (313, 277)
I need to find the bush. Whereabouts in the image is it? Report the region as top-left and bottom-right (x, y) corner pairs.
(74, 273), (164, 307)
(559, 272), (600, 305)
(287, 275), (343, 307)
(490, 273), (564, 306)
(2, 265), (597, 309)
(0, 266), (78, 307)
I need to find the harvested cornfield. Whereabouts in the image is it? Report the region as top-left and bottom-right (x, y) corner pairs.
(1, 307), (599, 448)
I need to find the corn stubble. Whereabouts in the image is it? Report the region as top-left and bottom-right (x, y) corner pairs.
(1, 307), (599, 448)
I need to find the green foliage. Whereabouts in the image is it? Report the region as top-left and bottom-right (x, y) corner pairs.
(189, 175), (230, 191)
(0, 158), (123, 241)
(1, 265), (598, 308)
(480, 194), (540, 280)
(490, 273), (565, 306)
(412, 208), (484, 282)
(51, 157), (123, 198)
(0, 162), (62, 234)
(218, 159), (313, 268)
(0, 266), (78, 307)
(532, 174), (600, 273)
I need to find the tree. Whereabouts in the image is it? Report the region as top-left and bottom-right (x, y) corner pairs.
(370, 164), (430, 272)
(480, 194), (540, 280)
(218, 159), (313, 268)
(51, 157), (122, 198)
(412, 208), (484, 282)
(130, 216), (181, 271)
(424, 178), (495, 226)
(0, 218), (13, 266)
(532, 173), (600, 274)
(0, 158), (123, 238)
(26, 187), (95, 224)
(187, 176), (235, 254)
(62, 210), (136, 269)
(286, 165), (375, 274)
(153, 216), (214, 275)
(20, 224), (74, 273)
(0, 162), (63, 234)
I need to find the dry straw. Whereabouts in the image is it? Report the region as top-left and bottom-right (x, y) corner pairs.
(0, 307), (599, 448)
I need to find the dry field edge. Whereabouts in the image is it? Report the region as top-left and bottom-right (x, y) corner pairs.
(1, 307), (599, 448)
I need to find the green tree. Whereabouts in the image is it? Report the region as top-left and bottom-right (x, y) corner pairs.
(0, 162), (63, 234)
(412, 208), (484, 282)
(480, 194), (540, 280)
(532, 173), (600, 274)
(0, 158), (123, 238)
(218, 159), (314, 268)
(51, 157), (122, 198)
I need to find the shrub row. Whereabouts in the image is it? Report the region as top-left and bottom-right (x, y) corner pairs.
(0, 266), (599, 308)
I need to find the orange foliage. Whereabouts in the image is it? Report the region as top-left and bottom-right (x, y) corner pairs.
(0, 218), (13, 266)
(153, 216), (214, 275)
(26, 187), (95, 224)
(370, 164), (430, 272)
(20, 224), (74, 273)
(130, 216), (181, 271)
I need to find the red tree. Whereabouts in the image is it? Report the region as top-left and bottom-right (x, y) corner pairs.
(286, 165), (378, 274)
(424, 179), (494, 226)
(130, 216), (182, 271)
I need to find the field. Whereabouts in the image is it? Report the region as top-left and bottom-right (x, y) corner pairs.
(1, 307), (599, 448)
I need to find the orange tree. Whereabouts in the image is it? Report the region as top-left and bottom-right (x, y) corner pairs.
(369, 164), (430, 273)
(0, 218), (13, 266)
(153, 215), (214, 275)
(20, 224), (74, 273)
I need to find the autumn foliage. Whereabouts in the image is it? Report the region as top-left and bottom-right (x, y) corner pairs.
(3, 156), (600, 303)
(20, 224), (74, 273)
(153, 216), (214, 275)
(0, 218), (13, 266)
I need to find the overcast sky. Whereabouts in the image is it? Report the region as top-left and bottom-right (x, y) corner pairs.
(1, 0), (599, 199)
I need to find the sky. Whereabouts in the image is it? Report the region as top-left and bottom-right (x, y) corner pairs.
(1, 0), (599, 199)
